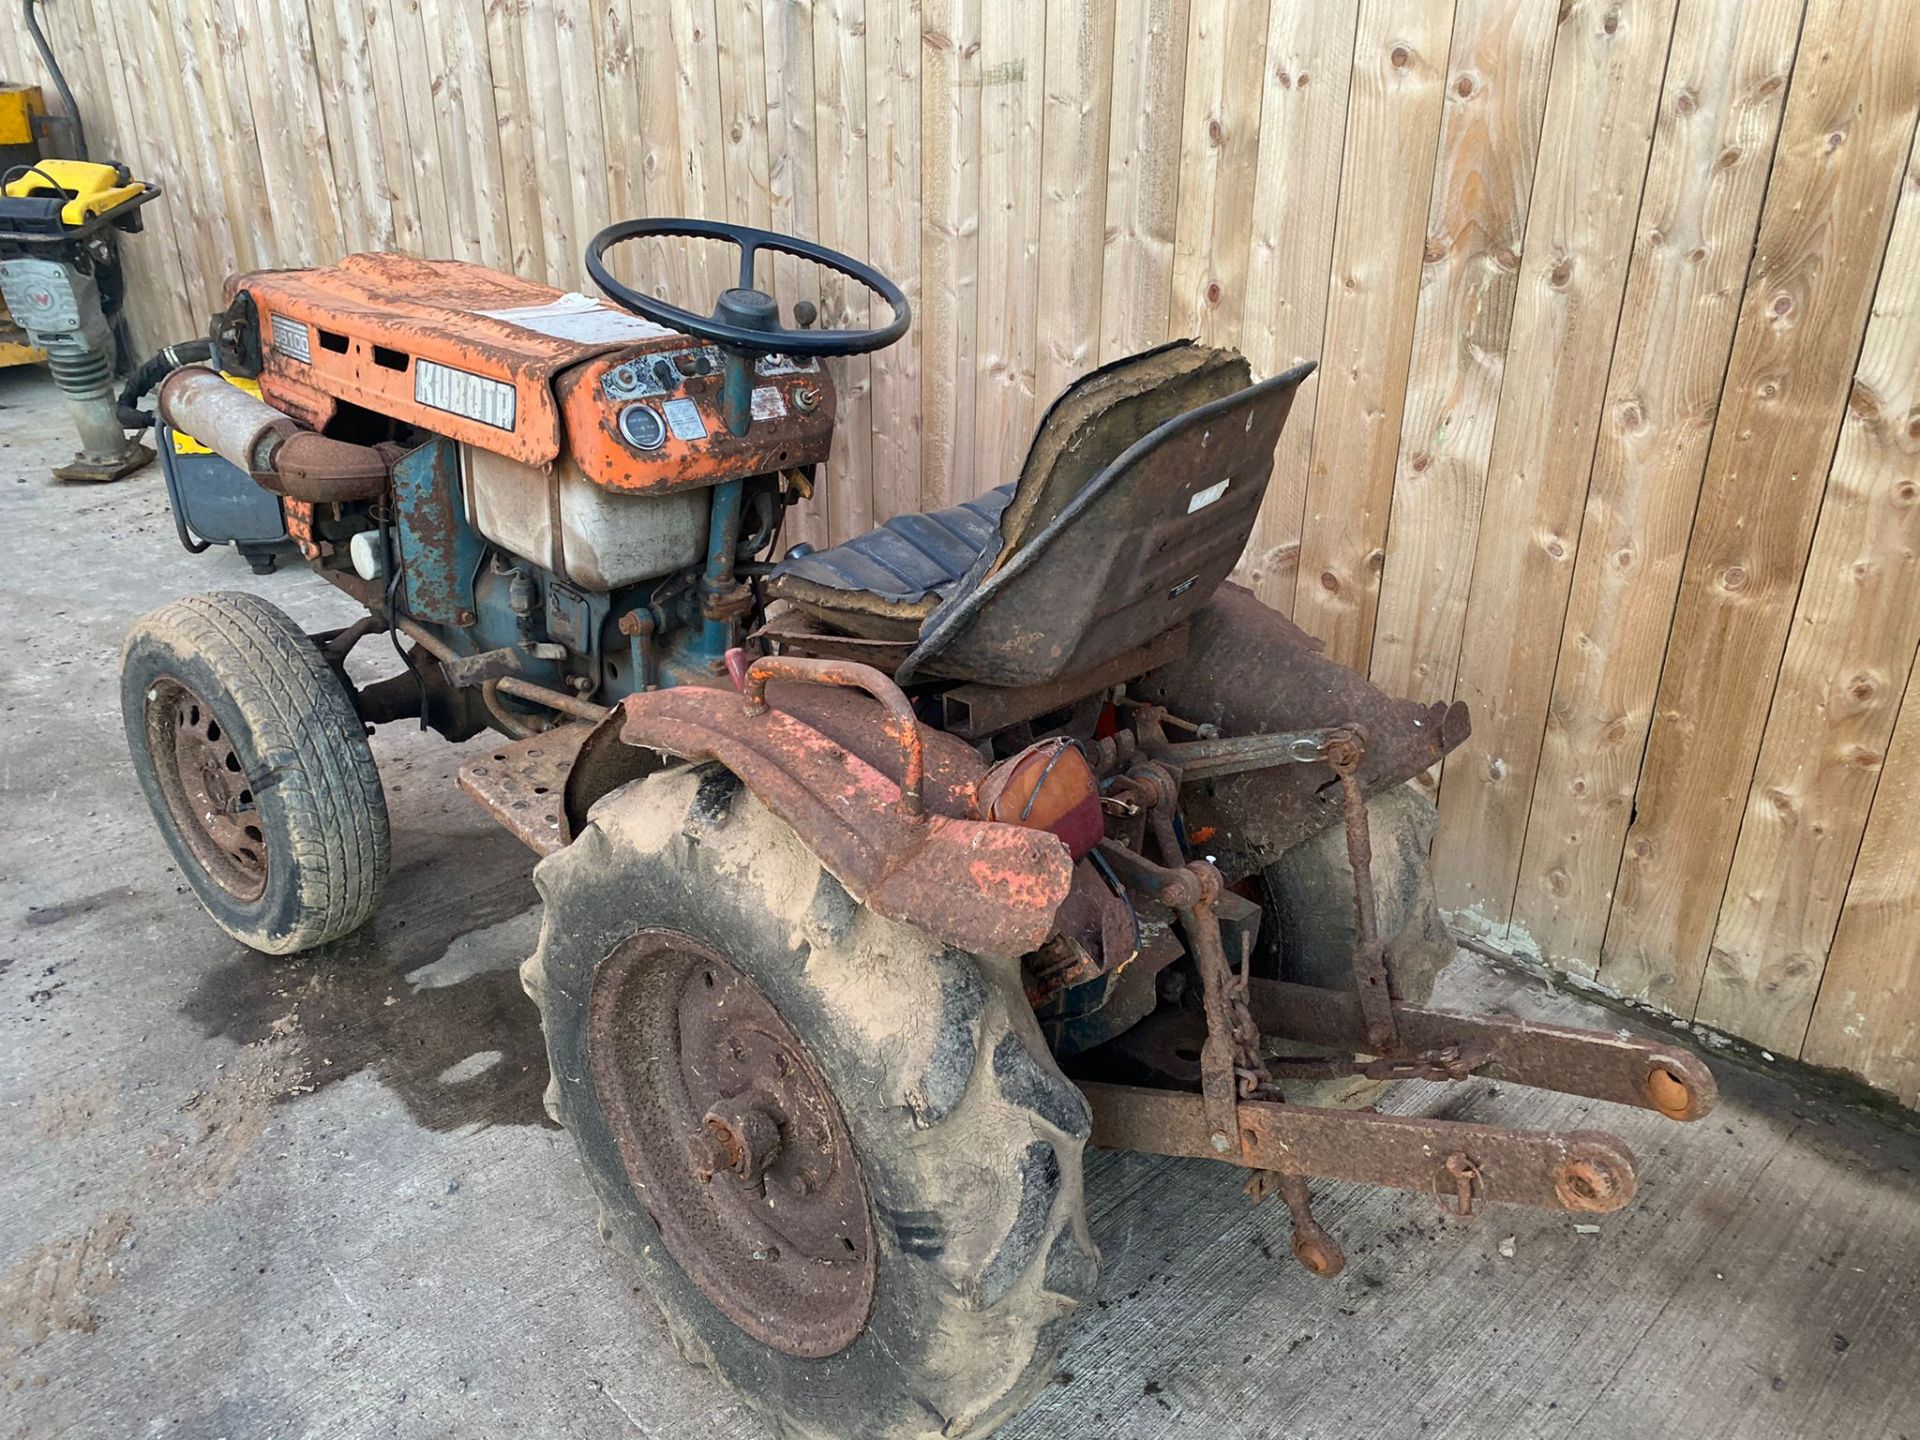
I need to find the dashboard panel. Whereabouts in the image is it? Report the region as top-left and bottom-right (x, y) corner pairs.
(557, 342), (838, 494)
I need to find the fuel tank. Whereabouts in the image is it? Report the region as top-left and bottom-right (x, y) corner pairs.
(461, 444), (708, 592)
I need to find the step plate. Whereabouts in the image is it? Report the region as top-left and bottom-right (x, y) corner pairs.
(457, 722), (594, 856)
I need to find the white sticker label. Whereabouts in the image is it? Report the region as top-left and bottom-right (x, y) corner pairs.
(415, 359), (516, 430)
(1187, 477), (1231, 513)
(477, 292), (678, 345)
(749, 385), (788, 421)
(662, 397), (708, 442)
(270, 313), (311, 363)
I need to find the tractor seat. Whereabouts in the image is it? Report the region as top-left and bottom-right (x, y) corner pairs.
(768, 340), (1315, 687)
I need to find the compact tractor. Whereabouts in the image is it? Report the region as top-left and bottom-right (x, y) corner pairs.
(121, 221), (1715, 1438)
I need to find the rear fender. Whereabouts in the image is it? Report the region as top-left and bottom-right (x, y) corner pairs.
(1130, 583), (1472, 881)
(617, 684), (1073, 959)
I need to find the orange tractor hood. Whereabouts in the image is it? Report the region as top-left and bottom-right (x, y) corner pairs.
(233, 254), (681, 466)
(231, 254), (836, 490)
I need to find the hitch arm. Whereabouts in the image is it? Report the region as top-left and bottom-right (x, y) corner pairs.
(1082, 1082), (1638, 1216)
(1246, 979), (1718, 1123)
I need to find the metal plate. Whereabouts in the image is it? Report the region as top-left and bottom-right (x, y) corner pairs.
(456, 722), (593, 856)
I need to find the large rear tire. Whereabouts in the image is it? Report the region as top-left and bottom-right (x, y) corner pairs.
(120, 591), (389, 954)
(525, 763), (1097, 1440)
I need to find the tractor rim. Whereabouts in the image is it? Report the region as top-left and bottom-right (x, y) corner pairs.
(587, 931), (876, 1358)
(146, 677), (269, 902)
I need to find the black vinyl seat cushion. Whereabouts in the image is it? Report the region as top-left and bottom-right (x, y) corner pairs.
(768, 485), (1015, 641)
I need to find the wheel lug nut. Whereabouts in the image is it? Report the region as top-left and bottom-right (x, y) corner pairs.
(688, 1122), (737, 1182)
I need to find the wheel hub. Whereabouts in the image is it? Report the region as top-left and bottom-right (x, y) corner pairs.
(691, 1095), (785, 1186)
(145, 678), (267, 901)
(587, 933), (876, 1358)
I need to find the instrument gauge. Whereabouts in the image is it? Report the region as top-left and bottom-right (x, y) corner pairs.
(619, 401), (667, 451)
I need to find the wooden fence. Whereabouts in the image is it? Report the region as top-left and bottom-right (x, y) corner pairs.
(5, 0), (1919, 1106)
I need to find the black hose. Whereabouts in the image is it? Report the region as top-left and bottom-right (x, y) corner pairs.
(23, 0), (85, 161)
(117, 338), (213, 430)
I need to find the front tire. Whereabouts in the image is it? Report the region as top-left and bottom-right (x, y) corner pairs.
(120, 591), (389, 953)
(526, 764), (1097, 1439)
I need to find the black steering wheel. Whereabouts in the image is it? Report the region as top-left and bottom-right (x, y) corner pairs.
(585, 217), (910, 358)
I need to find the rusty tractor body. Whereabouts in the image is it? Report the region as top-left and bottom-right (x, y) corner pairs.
(121, 216), (1712, 1438)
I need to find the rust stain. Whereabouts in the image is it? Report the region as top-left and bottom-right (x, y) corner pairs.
(620, 683), (1070, 956)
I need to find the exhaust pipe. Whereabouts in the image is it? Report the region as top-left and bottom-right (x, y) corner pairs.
(156, 365), (389, 503)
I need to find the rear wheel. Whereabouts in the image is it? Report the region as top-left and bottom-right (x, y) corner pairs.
(526, 763), (1097, 1439)
(121, 591), (388, 953)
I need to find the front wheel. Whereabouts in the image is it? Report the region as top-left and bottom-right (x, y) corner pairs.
(120, 591), (389, 953)
(525, 764), (1097, 1439)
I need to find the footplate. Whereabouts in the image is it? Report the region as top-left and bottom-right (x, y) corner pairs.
(457, 721), (594, 856)
(1082, 1082), (1637, 1215)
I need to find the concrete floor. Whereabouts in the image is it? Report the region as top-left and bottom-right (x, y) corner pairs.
(3, 363), (1918, 1440)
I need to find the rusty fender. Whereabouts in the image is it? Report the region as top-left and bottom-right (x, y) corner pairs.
(157, 365), (389, 503)
(618, 683), (1073, 959)
(1131, 582), (1473, 880)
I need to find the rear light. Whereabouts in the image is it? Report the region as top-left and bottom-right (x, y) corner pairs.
(977, 739), (1104, 860)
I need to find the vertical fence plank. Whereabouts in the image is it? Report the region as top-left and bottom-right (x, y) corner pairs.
(1511, 0), (1804, 973)
(593, 0), (647, 289)
(305, 0), (401, 254)
(517, 0), (580, 286)
(1236, 0), (1359, 613)
(1289, 0), (1456, 666)
(717, 0), (773, 233)
(764, 0), (825, 542)
(865, 0), (923, 521)
(1098, 0), (1189, 367)
(420, 0), (512, 267)
(358, 0), (429, 257)
(249, 0), (345, 260)
(813, 0), (874, 540)
(114, 2), (217, 322)
(668, 0), (732, 301)
(487, 0), (547, 277)
(555, 0), (613, 289)
(1697, 136), (1920, 1050)
(640, 0), (694, 300)
(384, 0), (457, 258)
(138, 0), (241, 304)
(1168, 0), (1270, 348)
(185, 0), (276, 273)
(1035, 0), (1114, 401)
(1803, 649), (1920, 1104)
(1600, 0), (1920, 1012)
(78, 0), (196, 346)
(971, 1), (1046, 498)
(1366, 0), (1559, 704)
(917, 0), (980, 515)
(1432, 0), (1680, 930)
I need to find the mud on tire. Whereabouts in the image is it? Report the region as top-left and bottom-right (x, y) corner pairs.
(524, 763), (1098, 1440)
(120, 590), (389, 954)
